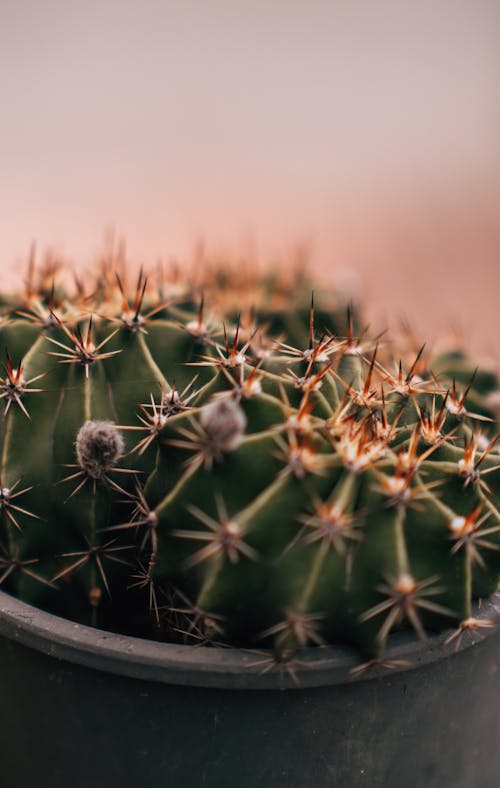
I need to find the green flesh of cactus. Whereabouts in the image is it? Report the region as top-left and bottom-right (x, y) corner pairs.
(0, 269), (499, 664)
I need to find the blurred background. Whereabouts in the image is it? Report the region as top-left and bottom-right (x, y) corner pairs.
(1, 0), (499, 361)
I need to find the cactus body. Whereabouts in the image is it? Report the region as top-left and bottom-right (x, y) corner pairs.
(0, 263), (499, 663)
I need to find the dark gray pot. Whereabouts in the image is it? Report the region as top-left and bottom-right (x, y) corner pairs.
(1, 589), (500, 788)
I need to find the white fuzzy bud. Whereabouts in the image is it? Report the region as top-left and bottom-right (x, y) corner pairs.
(200, 398), (246, 454)
(76, 420), (125, 479)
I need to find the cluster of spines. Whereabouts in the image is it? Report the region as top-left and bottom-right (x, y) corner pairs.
(0, 253), (499, 677)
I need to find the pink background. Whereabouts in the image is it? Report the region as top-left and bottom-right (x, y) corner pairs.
(1, 1), (499, 363)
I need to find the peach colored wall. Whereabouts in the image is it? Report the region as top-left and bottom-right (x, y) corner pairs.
(1, 1), (499, 361)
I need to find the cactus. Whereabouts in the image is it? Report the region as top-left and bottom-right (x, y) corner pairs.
(0, 257), (499, 667)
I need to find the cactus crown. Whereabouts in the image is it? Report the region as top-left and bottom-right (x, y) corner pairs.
(0, 255), (499, 670)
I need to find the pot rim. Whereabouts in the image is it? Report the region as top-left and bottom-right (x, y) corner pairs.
(0, 589), (499, 690)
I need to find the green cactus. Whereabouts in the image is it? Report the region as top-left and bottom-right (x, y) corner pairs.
(0, 259), (499, 666)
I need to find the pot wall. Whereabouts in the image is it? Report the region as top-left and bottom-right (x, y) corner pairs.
(1, 627), (500, 788)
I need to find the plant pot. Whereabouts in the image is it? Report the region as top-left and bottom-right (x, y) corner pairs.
(1, 589), (500, 788)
